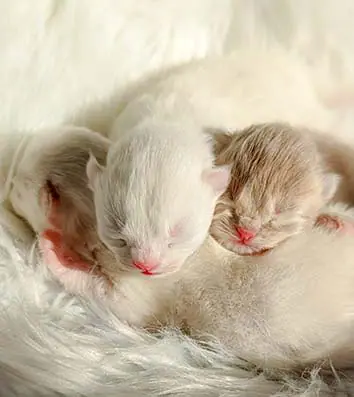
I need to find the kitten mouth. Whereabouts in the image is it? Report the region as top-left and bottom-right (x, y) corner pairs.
(132, 261), (158, 276)
(133, 263), (181, 278)
(238, 247), (272, 257)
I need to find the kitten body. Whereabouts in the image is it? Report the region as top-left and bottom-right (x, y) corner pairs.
(111, 50), (339, 137)
(89, 50), (347, 276)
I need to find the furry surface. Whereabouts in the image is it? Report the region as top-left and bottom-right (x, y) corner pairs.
(1, 223), (354, 397)
(2, 1), (354, 395)
(1, 0), (354, 135)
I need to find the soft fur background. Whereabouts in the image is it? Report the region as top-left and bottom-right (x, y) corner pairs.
(2, 1), (354, 395)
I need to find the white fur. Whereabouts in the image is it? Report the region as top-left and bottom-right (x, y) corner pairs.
(1, 234), (349, 397)
(110, 51), (348, 140)
(89, 117), (230, 275)
(0, 0), (236, 134)
(0, 1), (354, 136)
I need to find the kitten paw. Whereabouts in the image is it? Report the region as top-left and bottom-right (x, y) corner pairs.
(314, 214), (354, 235)
(314, 214), (344, 231)
(41, 229), (93, 272)
(39, 229), (111, 298)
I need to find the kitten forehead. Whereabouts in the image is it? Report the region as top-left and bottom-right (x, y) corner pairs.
(106, 135), (204, 197)
(218, 122), (321, 204)
(100, 125), (213, 240)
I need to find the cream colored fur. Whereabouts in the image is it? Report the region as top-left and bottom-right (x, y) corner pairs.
(109, 50), (349, 144)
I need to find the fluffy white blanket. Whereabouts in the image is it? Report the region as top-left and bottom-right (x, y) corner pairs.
(2, 224), (353, 396)
(2, 1), (354, 395)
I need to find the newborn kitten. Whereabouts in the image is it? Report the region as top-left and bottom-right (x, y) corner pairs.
(7, 126), (112, 273)
(87, 118), (230, 277)
(210, 122), (340, 256)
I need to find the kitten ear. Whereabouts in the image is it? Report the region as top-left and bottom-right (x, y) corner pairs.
(86, 152), (105, 190)
(202, 165), (231, 196)
(204, 127), (234, 155)
(322, 172), (341, 201)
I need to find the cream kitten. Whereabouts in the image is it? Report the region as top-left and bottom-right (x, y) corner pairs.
(209, 122), (340, 256)
(87, 118), (230, 277)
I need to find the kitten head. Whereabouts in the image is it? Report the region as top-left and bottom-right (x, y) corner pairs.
(209, 122), (339, 256)
(10, 127), (111, 265)
(87, 130), (230, 276)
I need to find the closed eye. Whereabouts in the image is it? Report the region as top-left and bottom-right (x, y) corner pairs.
(168, 222), (185, 247)
(232, 211), (241, 222)
(101, 230), (127, 249)
(115, 238), (127, 248)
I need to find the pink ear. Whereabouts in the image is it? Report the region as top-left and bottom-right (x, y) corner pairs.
(169, 222), (183, 237)
(86, 152), (105, 190)
(322, 173), (341, 201)
(202, 166), (231, 196)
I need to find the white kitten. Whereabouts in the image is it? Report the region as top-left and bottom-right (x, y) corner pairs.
(87, 118), (230, 276)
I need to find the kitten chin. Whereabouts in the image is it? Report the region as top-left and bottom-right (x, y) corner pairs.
(210, 199), (304, 256)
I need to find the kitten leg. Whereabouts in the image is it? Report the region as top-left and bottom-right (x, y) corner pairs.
(39, 233), (110, 298)
(41, 229), (93, 272)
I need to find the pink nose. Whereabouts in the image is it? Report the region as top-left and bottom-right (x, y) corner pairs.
(235, 227), (255, 244)
(132, 261), (156, 275)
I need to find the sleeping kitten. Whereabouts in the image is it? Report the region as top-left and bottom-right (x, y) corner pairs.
(87, 118), (230, 277)
(210, 122), (340, 256)
(7, 126), (113, 274)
